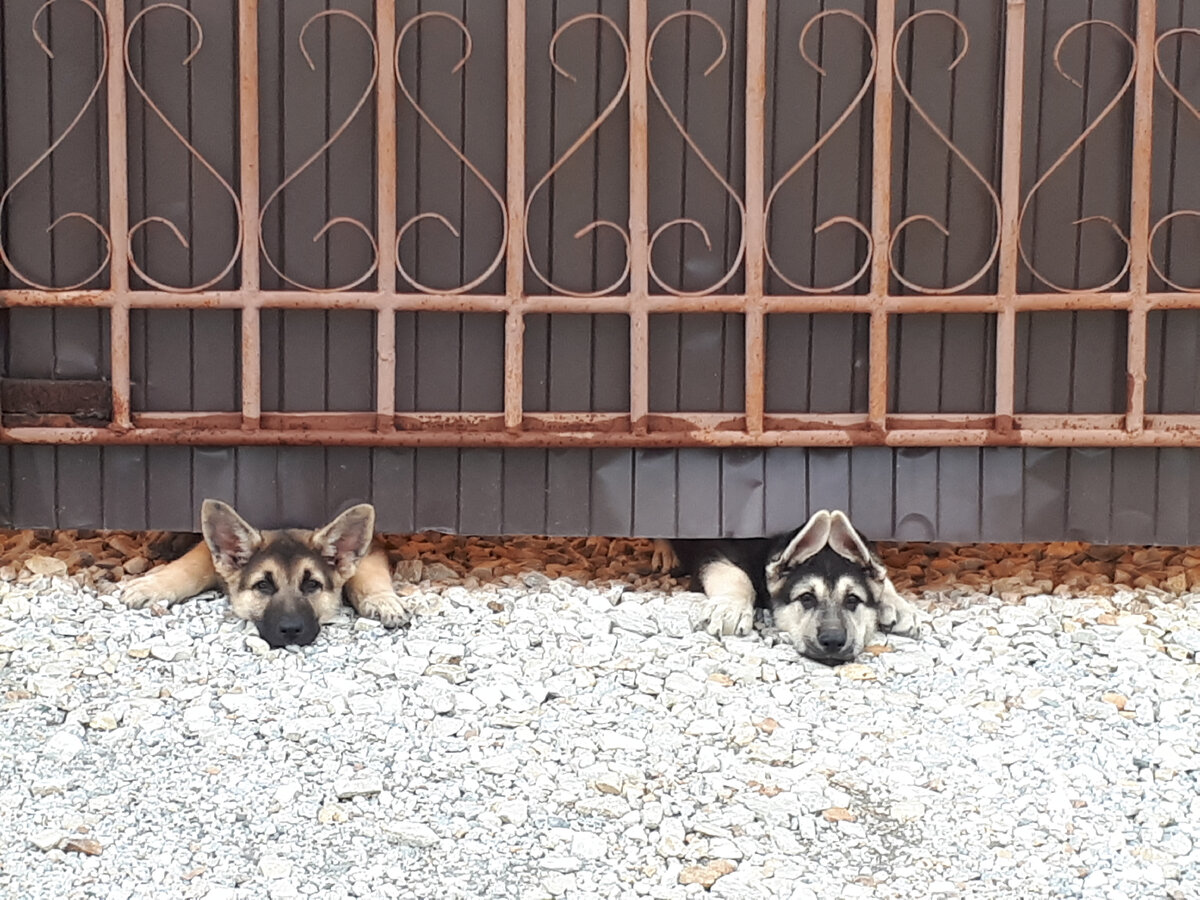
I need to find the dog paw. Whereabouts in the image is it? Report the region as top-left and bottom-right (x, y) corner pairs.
(121, 572), (179, 609)
(878, 588), (921, 637)
(692, 594), (755, 637)
(353, 590), (413, 629)
(651, 540), (679, 574)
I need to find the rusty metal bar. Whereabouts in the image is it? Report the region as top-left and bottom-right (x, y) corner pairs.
(105, 0), (131, 430)
(628, 0), (650, 434)
(238, 0), (261, 428)
(7, 422), (1200, 449)
(1125, 0), (1157, 434)
(7, 287), (1200, 315)
(34, 409), (1171, 434)
(743, 0), (767, 435)
(868, 0), (896, 429)
(504, 0), (527, 432)
(238, 0), (261, 293)
(995, 0), (1026, 431)
(375, 0), (398, 433)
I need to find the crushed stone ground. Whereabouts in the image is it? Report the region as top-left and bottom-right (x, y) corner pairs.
(0, 531), (1197, 899)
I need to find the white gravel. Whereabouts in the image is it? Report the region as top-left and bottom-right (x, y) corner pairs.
(1, 572), (1198, 900)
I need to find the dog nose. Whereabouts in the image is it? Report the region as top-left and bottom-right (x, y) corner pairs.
(259, 601), (319, 648)
(817, 626), (846, 653)
(277, 615), (307, 640)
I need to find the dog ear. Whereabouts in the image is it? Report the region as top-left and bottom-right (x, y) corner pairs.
(827, 510), (887, 579)
(766, 509), (831, 587)
(311, 503), (376, 578)
(201, 499), (262, 575)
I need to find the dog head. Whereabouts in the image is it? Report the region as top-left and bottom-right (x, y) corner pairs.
(201, 500), (376, 648)
(764, 510), (891, 662)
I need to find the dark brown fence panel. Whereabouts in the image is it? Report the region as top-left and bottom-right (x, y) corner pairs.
(3, 1), (1200, 542)
(14, 444), (1189, 542)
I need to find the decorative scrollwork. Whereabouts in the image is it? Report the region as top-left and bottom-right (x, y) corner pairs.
(0, 0), (111, 291)
(524, 14), (631, 297)
(1149, 27), (1200, 293)
(394, 11), (506, 295)
(1018, 20), (1136, 293)
(259, 11), (379, 292)
(890, 10), (1001, 295)
(124, 4), (243, 292)
(764, 10), (875, 294)
(646, 11), (745, 297)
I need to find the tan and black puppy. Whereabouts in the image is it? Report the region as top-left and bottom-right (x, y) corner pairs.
(657, 510), (920, 662)
(123, 499), (411, 647)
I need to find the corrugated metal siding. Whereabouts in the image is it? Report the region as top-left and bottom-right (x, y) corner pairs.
(2, 444), (1198, 546)
(3, 1), (1200, 541)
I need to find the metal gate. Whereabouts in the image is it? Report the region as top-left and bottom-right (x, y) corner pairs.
(2, 1), (1199, 538)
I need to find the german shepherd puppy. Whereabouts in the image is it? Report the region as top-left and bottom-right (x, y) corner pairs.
(122, 499), (411, 648)
(655, 509), (919, 662)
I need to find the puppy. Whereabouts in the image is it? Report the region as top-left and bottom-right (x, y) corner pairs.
(123, 499), (411, 647)
(656, 509), (919, 662)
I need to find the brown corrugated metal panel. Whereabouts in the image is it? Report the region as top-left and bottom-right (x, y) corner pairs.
(1146, 310), (1200, 413)
(4, 1), (1200, 543)
(889, 0), (1002, 415)
(3, 445), (1195, 545)
(523, 314), (631, 412)
(649, 314), (745, 412)
(395, 312), (504, 412)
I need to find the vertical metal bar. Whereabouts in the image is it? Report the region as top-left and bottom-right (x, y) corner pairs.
(109, 306), (131, 428)
(629, 0), (650, 434)
(743, 0), (768, 435)
(504, 0), (527, 431)
(238, 0), (261, 427)
(1126, 0), (1156, 434)
(868, 0), (896, 430)
(376, 0), (397, 432)
(106, 0), (131, 430)
(995, 0), (1027, 432)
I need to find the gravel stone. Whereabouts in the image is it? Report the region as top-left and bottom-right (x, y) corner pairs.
(382, 821), (439, 848)
(258, 856), (292, 880)
(333, 774), (383, 799)
(1, 531), (1199, 898)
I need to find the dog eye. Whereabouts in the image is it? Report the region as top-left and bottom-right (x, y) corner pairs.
(300, 577), (322, 595)
(844, 593), (862, 610)
(798, 592), (818, 610)
(252, 577), (275, 595)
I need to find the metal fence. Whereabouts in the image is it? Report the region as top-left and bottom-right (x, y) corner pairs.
(1, 0), (1199, 537)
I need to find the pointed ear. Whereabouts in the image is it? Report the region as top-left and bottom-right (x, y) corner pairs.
(311, 504), (376, 578)
(827, 509), (886, 578)
(201, 499), (262, 575)
(766, 509), (831, 587)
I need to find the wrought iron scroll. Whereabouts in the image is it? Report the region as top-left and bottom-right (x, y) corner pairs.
(1150, 27), (1200, 293)
(524, 14), (631, 298)
(889, 10), (1001, 295)
(258, 11), (379, 292)
(1018, 20), (1137, 293)
(763, 10), (875, 294)
(394, 11), (507, 295)
(124, 4), (243, 292)
(0, 0), (111, 291)
(646, 11), (746, 297)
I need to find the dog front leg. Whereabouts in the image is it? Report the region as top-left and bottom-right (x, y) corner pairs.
(877, 577), (920, 637)
(344, 543), (412, 628)
(651, 539), (680, 573)
(122, 541), (220, 609)
(691, 560), (756, 637)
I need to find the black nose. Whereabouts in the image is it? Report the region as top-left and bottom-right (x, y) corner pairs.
(817, 626), (846, 652)
(258, 601), (319, 648)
